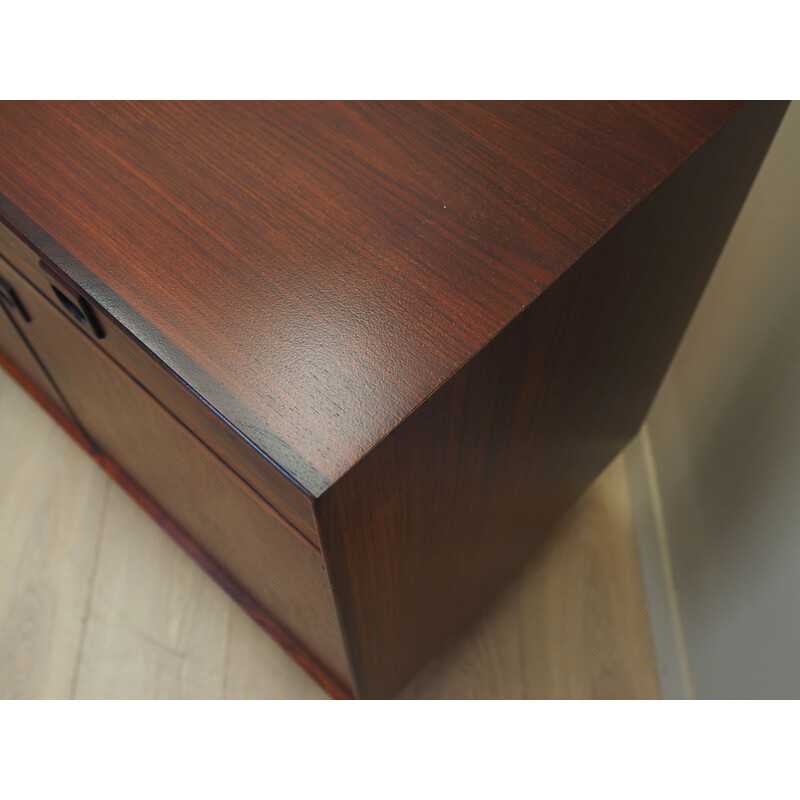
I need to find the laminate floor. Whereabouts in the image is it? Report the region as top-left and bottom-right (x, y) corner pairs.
(0, 365), (660, 699)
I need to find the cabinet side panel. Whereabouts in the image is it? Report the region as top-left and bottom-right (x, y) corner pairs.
(317, 101), (788, 698)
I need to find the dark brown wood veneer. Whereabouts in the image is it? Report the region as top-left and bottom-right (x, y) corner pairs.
(0, 101), (787, 697)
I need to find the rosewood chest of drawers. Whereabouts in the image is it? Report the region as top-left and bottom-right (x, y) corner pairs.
(0, 101), (787, 698)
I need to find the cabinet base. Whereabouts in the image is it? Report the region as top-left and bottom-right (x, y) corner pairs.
(0, 350), (352, 700)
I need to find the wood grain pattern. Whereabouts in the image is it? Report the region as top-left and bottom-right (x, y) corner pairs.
(0, 102), (786, 698)
(0, 101), (747, 493)
(0, 219), (319, 537)
(224, 609), (328, 700)
(73, 482), (231, 699)
(317, 101), (789, 697)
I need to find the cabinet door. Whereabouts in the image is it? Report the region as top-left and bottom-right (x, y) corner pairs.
(0, 260), (69, 417)
(6, 272), (350, 689)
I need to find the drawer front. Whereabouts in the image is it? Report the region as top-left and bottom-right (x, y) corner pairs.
(5, 271), (350, 691)
(0, 219), (318, 540)
(0, 256), (70, 416)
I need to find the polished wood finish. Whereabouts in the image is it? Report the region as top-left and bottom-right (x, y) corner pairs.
(0, 101), (751, 491)
(318, 101), (789, 697)
(0, 101), (787, 697)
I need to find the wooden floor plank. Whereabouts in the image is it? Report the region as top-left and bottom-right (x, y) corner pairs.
(224, 610), (328, 700)
(0, 369), (108, 699)
(515, 455), (660, 699)
(72, 482), (231, 699)
(401, 456), (661, 699)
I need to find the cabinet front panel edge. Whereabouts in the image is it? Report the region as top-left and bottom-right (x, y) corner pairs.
(0, 346), (352, 699)
(0, 198), (323, 535)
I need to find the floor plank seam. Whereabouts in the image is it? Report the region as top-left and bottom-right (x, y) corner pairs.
(221, 605), (234, 699)
(515, 589), (529, 698)
(68, 478), (111, 699)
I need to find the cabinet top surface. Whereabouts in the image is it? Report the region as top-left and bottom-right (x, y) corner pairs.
(0, 101), (744, 493)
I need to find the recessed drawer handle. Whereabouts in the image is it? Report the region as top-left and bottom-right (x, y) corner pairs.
(51, 284), (105, 339)
(0, 273), (31, 322)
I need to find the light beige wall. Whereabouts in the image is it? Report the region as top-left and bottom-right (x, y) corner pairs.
(644, 101), (800, 698)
